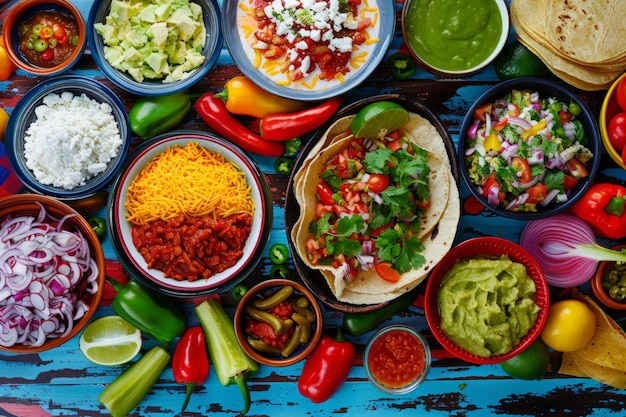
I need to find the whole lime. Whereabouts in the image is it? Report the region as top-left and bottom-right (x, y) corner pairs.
(500, 338), (550, 380)
(493, 41), (550, 80)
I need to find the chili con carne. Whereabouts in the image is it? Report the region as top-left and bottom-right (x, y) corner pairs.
(258, 97), (344, 141)
(195, 93), (285, 157)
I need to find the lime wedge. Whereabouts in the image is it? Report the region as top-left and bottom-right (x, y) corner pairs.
(79, 315), (142, 366)
(350, 101), (410, 139)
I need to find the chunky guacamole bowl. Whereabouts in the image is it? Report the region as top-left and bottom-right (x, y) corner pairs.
(424, 237), (550, 365)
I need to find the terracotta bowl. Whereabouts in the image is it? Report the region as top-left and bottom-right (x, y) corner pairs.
(234, 279), (323, 367)
(2, 0), (86, 76)
(599, 72), (626, 169)
(591, 244), (626, 311)
(0, 194), (106, 353)
(424, 237), (550, 364)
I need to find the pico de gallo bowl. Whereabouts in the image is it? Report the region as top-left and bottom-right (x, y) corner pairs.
(459, 78), (601, 220)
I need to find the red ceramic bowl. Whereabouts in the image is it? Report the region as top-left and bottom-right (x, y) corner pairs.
(424, 237), (550, 364)
(2, 0), (87, 76)
(591, 244), (626, 311)
(234, 279), (323, 367)
(0, 194), (105, 353)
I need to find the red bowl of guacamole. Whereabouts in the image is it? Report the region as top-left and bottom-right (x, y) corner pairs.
(424, 237), (550, 365)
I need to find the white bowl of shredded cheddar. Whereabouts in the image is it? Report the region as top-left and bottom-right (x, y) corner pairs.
(108, 131), (272, 297)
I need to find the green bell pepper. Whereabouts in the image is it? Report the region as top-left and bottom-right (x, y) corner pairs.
(195, 298), (259, 415)
(107, 277), (187, 343)
(128, 91), (195, 139)
(342, 289), (417, 337)
(99, 345), (171, 417)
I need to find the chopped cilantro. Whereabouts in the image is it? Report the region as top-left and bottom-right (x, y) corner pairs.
(335, 215), (364, 237)
(364, 148), (392, 174)
(376, 225), (426, 274)
(320, 170), (341, 192)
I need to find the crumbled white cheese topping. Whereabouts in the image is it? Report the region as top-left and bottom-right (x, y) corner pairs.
(23, 92), (123, 190)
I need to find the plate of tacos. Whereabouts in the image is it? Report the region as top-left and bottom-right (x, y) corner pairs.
(285, 95), (461, 312)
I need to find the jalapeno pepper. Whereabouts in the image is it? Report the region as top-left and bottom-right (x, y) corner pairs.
(257, 97), (344, 141)
(88, 216), (106, 240)
(388, 53), (416, 80)
(269, 243), (290, 264)
(274, 156), (294, 175)
(342, 289), (417, 336)
(107, 277), (187, 343)
(270, 264), (290, 279)
(129, 91), (196, 139)
(231, 283), (249, 301)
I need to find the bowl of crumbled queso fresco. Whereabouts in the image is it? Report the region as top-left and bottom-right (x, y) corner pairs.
(221, 0), (395, 101)
(5, 75), (131, 199)
(424, 237), (550, 365)
(2, 0), (87, 76)
(458, 77), (601, 220)
(87, 0), (223, 96)
(108, 131), (272, 298)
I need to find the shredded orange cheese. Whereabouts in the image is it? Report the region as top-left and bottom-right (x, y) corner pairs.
(125, 142), (254, 225)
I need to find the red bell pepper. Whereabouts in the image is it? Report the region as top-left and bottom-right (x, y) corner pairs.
(172, 326), (210, 411)
(258, 97), (344, 141)
(298, 328), (355, 403)
(195, 93), (285, 157)
(570, 183), (626, 240)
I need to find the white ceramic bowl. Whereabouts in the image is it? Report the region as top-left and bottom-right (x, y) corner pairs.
(108, 131), (272, 297)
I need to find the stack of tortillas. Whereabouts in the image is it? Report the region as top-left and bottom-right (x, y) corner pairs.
(511, 0), (626, 91)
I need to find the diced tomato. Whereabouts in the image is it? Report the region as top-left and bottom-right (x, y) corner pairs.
(387, 139), (402, 152)
(387, 130), (403, 140)
(526, 184), (548, 204)
(566, 158), (589, 178)
(482, 175), (504, 202)
(367, 174), (390, 193)
(492, 117), (509, 131)
(507, 104), (520, 117)
(52, 24), (66, 39)
(511, 157), (532, 183)
(473, 103), (493, 122)
(316, 182), (335, 205)
(315, 202), (333, 218)
(375, 262), (401, 283)
(558, 110), (573, 125)
(562, 174), (578, 190)
(370, 220), (393, 237)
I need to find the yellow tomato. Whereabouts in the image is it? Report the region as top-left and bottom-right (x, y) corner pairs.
(0, 107), (8, 142)
(540, 299), (596, 352)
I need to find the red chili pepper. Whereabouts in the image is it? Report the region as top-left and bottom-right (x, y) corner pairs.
(570, 183), (626, 240)
(172, 326), (210, 412)
(258, 96), (344, 141)
(298, 328), (355, 403)
(195, 93), (285, 157)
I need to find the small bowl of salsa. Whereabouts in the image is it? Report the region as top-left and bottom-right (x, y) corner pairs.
(364, 324), (431, 394)
(401, 0), (509, 76)
(2, 0), (86, 76)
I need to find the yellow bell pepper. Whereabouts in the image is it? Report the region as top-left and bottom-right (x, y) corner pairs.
(522, 119), (547, 141)
(484, 132), (501, 152)
(215, 75), (307, 118)
(0, 38), (17, 81)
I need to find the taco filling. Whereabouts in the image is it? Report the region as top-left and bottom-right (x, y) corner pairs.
(304, 132), (433, 283)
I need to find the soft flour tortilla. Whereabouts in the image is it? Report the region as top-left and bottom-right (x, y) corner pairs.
(290, 112), (460, 304)
(559, 289), (626, 389)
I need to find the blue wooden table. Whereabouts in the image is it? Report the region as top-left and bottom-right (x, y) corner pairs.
(1, 0), (625, 416)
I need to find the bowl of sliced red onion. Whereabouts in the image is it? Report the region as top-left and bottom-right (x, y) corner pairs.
(458, 78), (601, 220)
(0, 194), (105, 353)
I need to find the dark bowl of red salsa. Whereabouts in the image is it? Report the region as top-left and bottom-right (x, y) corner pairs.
(364, 324), (431, 394)
(234, 279), (323, 367)
(2, 0), (86, 76)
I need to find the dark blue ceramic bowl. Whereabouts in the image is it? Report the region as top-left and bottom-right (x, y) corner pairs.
(458, 77), (601, 220)
(87, 0), (222, 96)
(5, 75), (131, 199)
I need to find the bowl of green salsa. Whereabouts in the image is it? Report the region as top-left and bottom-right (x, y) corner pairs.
(401, 0), (509, 76)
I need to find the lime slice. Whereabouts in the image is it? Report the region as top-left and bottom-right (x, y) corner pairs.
(350, 101), (410, 139)
(79, 315), (142, 366)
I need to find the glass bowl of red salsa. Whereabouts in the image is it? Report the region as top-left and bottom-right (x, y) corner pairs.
(233, 279), (324, 367)
(364, 324), (431, 394)
(2, 0), (86, 76)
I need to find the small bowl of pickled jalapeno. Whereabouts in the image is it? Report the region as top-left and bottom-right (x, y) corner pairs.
(592, 245), (626, 311)
(234, 279), (324, 367)
(2, 0), (87, 76)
